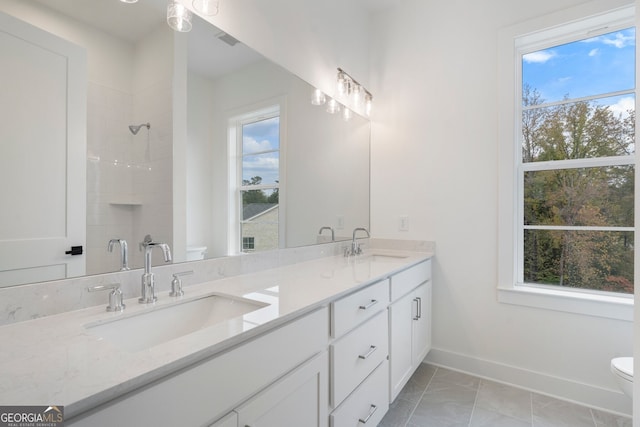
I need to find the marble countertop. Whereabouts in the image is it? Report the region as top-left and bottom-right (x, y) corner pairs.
(0, 249), (432, 418)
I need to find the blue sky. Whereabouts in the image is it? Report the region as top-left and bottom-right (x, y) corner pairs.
(522, 27), (635, 115)
(242, 116), (280, 186)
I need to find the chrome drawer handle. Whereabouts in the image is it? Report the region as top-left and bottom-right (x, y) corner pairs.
(358, 345), (377, 360)
(359, 299), (378, 310)
(417, 296), (422, 319)
(358, 404), (378, 424)
(413, 297), (419, 320)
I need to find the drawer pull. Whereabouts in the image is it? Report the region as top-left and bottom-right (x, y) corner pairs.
(417, 296), (422, 319)
(358, 404), (378, 424)
(359, 299), (378, 310)
(358, 345), (377, 360)
(413, 298), (420, 320)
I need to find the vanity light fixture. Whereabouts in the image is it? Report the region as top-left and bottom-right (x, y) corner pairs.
(326, 98), (341, 114)
(342, 107), (353, 122)
(167, 0), (193, 32)
(336, 68), (373, 116)
(311, 88), (327, 106)
(192, 0), (220, 16)
(364, 92), (373, 117)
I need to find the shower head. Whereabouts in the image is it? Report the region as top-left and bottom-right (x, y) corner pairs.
(128, 123), (150, 135)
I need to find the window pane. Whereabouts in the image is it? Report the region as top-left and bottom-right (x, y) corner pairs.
(242, 116), (280, 154)
(524, 166), (634, 227)
(522, 94), (635, 162)
(522, 27), (635, 104)
(241, 189), (278, 253)
(242, 152), (279, 186)
(523, 229), (634, 294)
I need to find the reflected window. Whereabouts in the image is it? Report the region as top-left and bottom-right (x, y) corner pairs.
(230, 107), (281, 254)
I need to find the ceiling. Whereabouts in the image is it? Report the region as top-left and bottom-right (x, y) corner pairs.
(32, 0), (261, 79)
(30, 0), (401, 79)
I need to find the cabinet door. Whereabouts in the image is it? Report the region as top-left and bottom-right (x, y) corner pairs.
(412, 282), (432, 365)
(236, 352), (328, 427)
(389, 291), (415, 402)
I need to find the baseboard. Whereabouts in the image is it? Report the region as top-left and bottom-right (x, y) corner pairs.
(424, 348), (632, 417)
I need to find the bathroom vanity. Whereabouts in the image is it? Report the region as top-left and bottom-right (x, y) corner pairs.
(0, 247), (433, 426)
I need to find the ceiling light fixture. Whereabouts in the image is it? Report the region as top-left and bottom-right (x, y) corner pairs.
(120, 0), (138, 3)
(192, 0), (220, 16)
(167, 0), (193, 32)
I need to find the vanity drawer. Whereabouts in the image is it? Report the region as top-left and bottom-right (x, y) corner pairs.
(330, 360), (389, 427)
(330, 310), (388, 407)
(390, 259), (431, 301)
(331, 279), (389, 338)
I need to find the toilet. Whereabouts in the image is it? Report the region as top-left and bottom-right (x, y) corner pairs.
(186, 246), (208, 261)
(611, 357), (633, 398)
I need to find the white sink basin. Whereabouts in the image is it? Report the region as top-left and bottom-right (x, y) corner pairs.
(368, 254), (409, 262)
(85, 294), (267, 352)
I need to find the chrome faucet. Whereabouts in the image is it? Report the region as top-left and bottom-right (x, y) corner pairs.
(318, 226), (335, 242)
(139, 235), (172, 304)
(108, 239), (130, 271)
(346, 227), (370, 257)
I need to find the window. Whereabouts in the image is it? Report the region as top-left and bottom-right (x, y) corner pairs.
(229, 105), (281, 254)
(498, 5), (635, 319)
(519, 26), (635, 295)
(242, 237), (255, 251)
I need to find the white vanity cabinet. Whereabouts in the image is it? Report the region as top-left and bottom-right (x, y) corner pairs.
(389, 260), (432, 402)
(68, 307), (328, 427)
(329, 279), (390, 424)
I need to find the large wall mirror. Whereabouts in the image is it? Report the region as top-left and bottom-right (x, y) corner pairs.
(0, 0), (370, 288)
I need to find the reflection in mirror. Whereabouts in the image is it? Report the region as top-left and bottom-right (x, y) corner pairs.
(0, 0), (370, 288)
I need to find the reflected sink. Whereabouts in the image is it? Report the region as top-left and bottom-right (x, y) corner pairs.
(85, 294), (267, 352)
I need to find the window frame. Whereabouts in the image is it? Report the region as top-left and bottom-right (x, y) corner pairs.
(497, 2), (635, 321)
(227, 99), (286, 255)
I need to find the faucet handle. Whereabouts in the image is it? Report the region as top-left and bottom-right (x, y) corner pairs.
(87, 283), (126, 312)
(170, 271), (193, 297)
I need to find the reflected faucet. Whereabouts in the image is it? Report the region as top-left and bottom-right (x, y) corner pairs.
(108, 239), (130, 271)
(318, 226), (335, 242)
(346, 227), (370, 257)
(139, 235), (172, 304)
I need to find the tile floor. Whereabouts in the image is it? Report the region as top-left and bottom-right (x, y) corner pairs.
(379, 363), (632, 427)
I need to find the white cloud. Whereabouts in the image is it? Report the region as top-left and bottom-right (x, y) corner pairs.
(607, 97), (635, 119)
(523, 50), (556, 64)
(588, 48), (599, 57)
(243, 136), (275, 153)
(602, 32), (635, 49)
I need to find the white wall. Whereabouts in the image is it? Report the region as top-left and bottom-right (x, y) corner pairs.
(181, 0), (371, 114)
(369, 0), (633, 416)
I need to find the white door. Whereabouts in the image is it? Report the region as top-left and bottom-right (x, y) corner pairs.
(0, 11), (87, 287)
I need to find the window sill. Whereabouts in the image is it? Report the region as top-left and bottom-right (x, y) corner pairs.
(497, 285), (633, 322)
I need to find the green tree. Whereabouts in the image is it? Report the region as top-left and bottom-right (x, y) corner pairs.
(522, 89), (634, 293)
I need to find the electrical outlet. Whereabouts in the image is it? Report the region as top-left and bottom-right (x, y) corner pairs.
(399, 215), (409, 231)
(336, 215), (345, 229)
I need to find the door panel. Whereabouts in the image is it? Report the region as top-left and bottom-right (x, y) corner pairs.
(0, 11), (87, 286)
